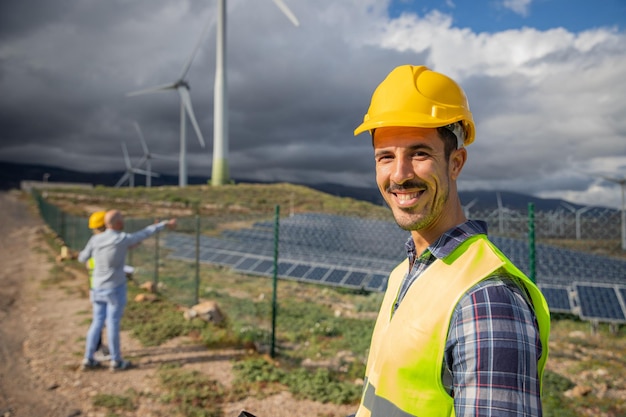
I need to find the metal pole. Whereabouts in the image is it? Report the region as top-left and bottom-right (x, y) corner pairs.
(528, 203), (536, 284)
(154, 229), (159, 288)
(621, 183), (626, 251)
(270, 205), (280, 358)
(600, 177), (626, 251)
(195, 215), (200, 305)
(211, 0), (230, 185)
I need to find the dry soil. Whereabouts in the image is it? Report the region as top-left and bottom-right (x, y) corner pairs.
(0, 190), (356, 417)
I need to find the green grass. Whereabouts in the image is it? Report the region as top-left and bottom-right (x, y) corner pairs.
(123, 285), (208, 346)
(92, 390), (138, 412)
(35, 186), (626, 416)
(157, 363), (225, 417)
(232, 357), (362, 405)
(42, 183), (391, 221)
(542, 371), (578, 417)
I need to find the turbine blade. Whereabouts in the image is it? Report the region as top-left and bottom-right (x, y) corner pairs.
(272, 0), (300, 26)
(178, 86), (206, 148)
(132, 167), (159, 177)
(178, 15), (216, 81)
(136, 155), (148, 168)
(115, 172), (130, 188)
(133, 121), (150, 155)
(127, 83), (178, 97)
(121, 142), (132, 168)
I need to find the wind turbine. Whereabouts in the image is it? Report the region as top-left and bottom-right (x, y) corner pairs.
(211, 0), (299, 186)
(133, 121), (170, 188)
(127, 21), (212, 187)
(601, 175), (626, 251)
(115, 141), (159, 188)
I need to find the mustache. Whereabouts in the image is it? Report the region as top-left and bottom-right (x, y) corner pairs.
(387, 181), (427, 193)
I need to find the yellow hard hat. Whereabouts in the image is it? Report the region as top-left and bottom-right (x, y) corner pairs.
(354, 65), (475, 146)
(88, 211), (106, 229)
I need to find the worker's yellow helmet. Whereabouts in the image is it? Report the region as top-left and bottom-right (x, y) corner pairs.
(88, 211), (106, 229)
(354, 65), (475, 146)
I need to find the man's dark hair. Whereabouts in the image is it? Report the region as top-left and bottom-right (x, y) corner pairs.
(437, 127), (459, 160)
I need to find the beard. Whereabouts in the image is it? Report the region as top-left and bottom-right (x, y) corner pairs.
(386, 181), (450, 232)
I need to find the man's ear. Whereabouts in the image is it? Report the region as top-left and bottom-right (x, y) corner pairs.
(449, 147), (467, 180)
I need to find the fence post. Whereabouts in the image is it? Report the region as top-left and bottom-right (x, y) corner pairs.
(528, 203), (536, 284)
(60, 210), (66, 243)
(153, 229), (159, 289)
(270, 205), (280, 358)
(195, 215), (200, 305)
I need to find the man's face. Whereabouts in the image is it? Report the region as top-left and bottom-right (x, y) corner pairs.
(374, 126), (463, 234)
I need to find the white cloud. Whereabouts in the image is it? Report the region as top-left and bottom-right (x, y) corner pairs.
(500, 0), (532, 17)
(367, 8), (626, 208)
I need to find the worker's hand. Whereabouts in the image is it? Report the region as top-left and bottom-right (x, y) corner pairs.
(166, 218), (177, 229)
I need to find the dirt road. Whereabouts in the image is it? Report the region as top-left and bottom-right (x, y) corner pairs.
(0, 191), (77, 416)
(0, 190), (356, 417)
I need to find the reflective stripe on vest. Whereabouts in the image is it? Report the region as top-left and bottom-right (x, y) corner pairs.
(356, 235), (550, 417)
(362, 381), (417, 417)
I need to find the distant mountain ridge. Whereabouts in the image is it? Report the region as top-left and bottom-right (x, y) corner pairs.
(0, 161), (603, 212)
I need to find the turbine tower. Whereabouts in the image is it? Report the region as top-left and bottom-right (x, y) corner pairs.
(602, 175), (626, 251)
(127, 21), (213, 187)
(211, 0), (299, 186)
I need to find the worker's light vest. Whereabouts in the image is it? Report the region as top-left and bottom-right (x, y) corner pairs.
(356, 235), (550, 417)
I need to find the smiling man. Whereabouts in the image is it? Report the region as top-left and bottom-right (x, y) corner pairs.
(352, 65), (551, 417)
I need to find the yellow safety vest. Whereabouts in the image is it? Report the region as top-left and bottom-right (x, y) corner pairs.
(88, 257), (95, 288)
(356, 235), (550, 417)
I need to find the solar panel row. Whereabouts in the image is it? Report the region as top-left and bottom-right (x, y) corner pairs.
(161, 213), (626, 323)
(538, 283), (626, 323)
(167, 241), (389, 292)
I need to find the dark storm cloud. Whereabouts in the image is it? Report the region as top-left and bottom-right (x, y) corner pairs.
(1, 0), (625, 207)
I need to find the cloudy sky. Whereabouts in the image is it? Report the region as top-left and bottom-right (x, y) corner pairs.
(1, 0), (625, 208)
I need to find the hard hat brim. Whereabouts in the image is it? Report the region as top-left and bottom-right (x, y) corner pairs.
(354, 112), (475, 146)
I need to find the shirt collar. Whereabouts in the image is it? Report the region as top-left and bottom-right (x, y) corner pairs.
(405, 219), (488, 260)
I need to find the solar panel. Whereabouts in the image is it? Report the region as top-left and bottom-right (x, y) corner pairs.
(212, 252), (234, 264)
(234, 256), (261, 271)
(288, 264), (310, 279)
(252, 259), (275, 275)
(200, 251), (222, 262)
(575, 284), (626, 322)
(304, 267), (329, 281)
(366, 274), (388, 292)
(539, 285), (572, 313)
(159, 213), (626, 323)
(178, 248), (196, 258)
(324, 269), (350, 285)
(344, 271), (368, 288)
(277, 262), (296, 276)
(211, 253), (243, 266)
(222, 254), (244, 266)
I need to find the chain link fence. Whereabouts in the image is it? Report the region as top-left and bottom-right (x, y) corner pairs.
(33, 190), (625, 330)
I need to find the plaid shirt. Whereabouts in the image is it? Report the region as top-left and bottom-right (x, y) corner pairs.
(394, 220), (543, 417)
